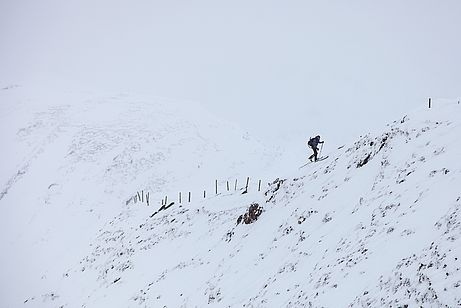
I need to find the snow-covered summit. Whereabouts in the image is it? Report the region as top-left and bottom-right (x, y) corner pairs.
(0, 85), (277, 307)
(1, 86), (460, 307)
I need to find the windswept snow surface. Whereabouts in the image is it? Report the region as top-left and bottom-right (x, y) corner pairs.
(0, 85), (277, 307)
(1, 86), (461, 307)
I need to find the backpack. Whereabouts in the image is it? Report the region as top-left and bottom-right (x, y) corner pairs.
(308, 138), (315, 147)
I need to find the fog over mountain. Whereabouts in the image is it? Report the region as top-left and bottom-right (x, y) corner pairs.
(1, 1), (461, 307)
(1, 0), (460, 147)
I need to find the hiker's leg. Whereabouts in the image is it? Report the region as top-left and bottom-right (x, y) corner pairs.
(309, 146), (315, 161)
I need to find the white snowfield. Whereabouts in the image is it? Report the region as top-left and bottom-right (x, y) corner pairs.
(1, 86), (460, 307)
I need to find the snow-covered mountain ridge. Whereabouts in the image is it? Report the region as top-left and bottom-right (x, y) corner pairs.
(1, 84), (460, 307)
(16, 100), (461, 307)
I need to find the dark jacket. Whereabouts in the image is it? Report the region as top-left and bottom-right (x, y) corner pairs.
(308, 136), (323, 148)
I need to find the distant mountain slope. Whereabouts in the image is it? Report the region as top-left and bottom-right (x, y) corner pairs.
(15, 100), (460, 307)
(0, 85), (277, 307)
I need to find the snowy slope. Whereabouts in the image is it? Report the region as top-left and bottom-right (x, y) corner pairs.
(0, 85), (278, 307)
(8, 96), (460, 307)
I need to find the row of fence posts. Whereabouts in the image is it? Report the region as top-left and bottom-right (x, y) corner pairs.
(160, 177), (263, 206)
(428, 97), (460, 109)
(132, 190), (150, 206)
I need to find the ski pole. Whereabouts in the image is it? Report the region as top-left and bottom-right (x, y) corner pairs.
(319, 142), (324, 159)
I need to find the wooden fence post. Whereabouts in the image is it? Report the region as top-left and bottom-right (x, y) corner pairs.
(146, 192), (150, 206)
(245, 177), (250, 191)
(188, 192), (191, 202)
(234, 179), (238, 191)
(164, 196), (168, 205)
(203, 190), (206, 198)
(258, 180), (261, 192)
(142, 190), (144, 203)
(227, 181), (229, 191)
(215, 180), (218, 195)
(179, 192), (182, 204)
(428, 97), (431, 109)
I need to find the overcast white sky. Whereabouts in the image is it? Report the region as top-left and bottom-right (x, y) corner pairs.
(1, 0), (460, 148)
